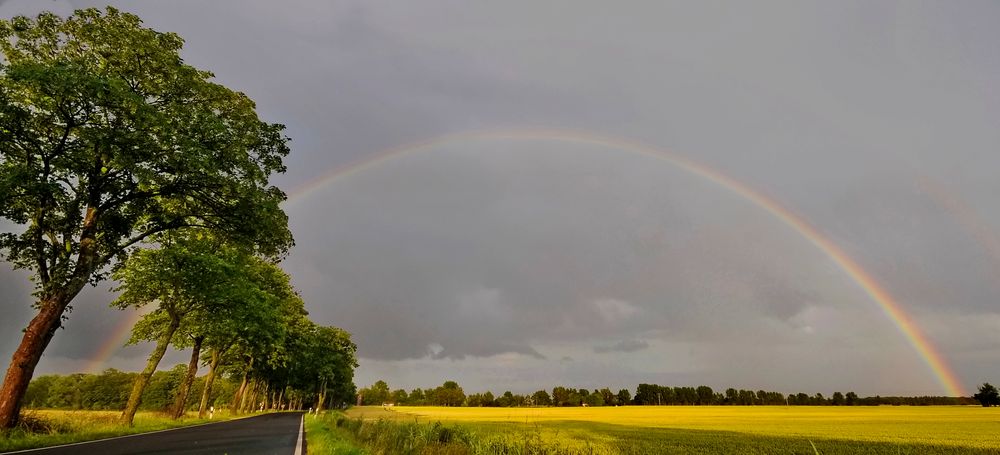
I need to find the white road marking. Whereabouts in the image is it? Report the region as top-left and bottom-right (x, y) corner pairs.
(5, 412), (274, 454)
(294, 414), (305, 455)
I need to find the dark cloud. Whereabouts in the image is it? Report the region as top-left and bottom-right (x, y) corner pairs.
(594, 340), (649, 354)
(1, 1), (998, 396)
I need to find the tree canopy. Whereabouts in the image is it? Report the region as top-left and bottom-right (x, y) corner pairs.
(973, 383), (999, 407)
(0, 7), (292, 428)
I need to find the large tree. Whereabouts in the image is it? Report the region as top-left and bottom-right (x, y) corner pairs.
(194, 255), (290, 418)
(973, 383), (999, 407)
(114, 235), (254, 425)
(0, 8), (292, 428)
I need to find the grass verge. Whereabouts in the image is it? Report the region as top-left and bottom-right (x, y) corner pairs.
(304, 412), (366, 454)
(0, 409), (240, 452)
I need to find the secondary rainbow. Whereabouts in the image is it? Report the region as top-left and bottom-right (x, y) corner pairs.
(287, 127), (966, 397)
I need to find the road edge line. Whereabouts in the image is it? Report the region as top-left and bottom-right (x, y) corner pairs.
(3, 412), (284, 454)
(294, 414), (305, 455)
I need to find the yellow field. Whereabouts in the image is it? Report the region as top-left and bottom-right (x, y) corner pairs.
(347, 405), (1000, 451)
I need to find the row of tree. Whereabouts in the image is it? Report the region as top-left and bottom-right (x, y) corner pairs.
(19, 234), (359, 424)
(110, 235), (358, 425)
(358, 380), (467, 407)
(0, 7), (335, 429)
(360, 380), (980, 407)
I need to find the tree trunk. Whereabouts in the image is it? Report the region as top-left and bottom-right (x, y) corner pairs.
(231, 357), (252, 415)
(260, 382), (269, 411)
(239, 380), (257, 413)
(0, 293), (70, 429)
(171, 336), (203, 419)
(121, 315), (180, 426)
(317, 379), (327, 413)
(239, 379), (256, 414)
(198, 348), (221, 418)
(0, 203), (101, 429)
(244, 381), (257, 413)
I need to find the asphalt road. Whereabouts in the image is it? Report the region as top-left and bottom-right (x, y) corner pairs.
(9, 412), (305, 455)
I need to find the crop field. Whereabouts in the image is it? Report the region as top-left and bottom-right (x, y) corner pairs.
(331, 406), (1000, 454)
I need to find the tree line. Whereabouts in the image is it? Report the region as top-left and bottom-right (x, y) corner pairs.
(0, 7), (360, 429)
(16, 234), (359, 425)
(359, 380), (980, 407)
(110, 234), (357, 425)
(23, 366), (238, 412)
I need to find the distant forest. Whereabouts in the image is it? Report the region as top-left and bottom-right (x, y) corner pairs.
(24, 370), (981, 412)
(24, 366), (238, 412)
(358, 380), (977, 407)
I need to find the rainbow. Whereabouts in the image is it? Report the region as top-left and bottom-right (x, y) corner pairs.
(82, 309), (144, 374)
(919, 176), (1000, 282)
(286, 127), (966, 397)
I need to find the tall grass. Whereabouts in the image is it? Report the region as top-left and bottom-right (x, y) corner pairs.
(0, 409), (236, 452)
(318, 412), (611, 455)
(304, 413), (366, 455)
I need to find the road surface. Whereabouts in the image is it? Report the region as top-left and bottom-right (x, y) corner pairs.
(8, 412), (305, 455)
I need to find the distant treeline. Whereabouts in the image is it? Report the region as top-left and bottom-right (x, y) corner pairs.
(358, 380), (976, 407)
(24, 366), (237, 412)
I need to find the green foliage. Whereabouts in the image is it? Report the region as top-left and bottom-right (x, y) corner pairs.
(304, 413), (366, 455)
(972, 383), (999, 407)
(20, 368), (237, 412)
(79, 369), (133, 410)
(324, 413), (482, 455)
(433, 381), (466, 407)
(359, 381), (390, 406)
(139, 364), (187, 411)
(42, 374), (85, 409)
(0, 7), (293, 428)
(0, 7), (292, 296)
(532, 390), (551, 406)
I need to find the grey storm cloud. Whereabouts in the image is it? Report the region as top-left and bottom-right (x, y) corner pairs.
(1, 0), (999, 395)
(594, 340), (650, 354)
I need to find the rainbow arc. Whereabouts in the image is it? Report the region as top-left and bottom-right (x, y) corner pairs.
(89, 128), (966, 396)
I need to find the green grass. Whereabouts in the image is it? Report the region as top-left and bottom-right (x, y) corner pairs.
(0, 409), (240, 452)
(304, 406), (1000, 455)
(304, 412), (367, 454)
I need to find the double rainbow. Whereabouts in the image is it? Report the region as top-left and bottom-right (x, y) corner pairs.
(90, 128), (967, 396)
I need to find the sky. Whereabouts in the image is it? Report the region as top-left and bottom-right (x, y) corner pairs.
(1, 0), (999, 397)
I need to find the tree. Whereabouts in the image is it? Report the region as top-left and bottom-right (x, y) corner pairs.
(224, 262), (308, 414)
(0, 8), (292, 428)
(973, 383), (999, 407)
(114, 236), (253, 425)
(434, 381), (465, 407)
(408, 388), (425, 405)
(194, 256), (288, 417)
(696, 386), (715, 405)
(532, 390), (551, 406)
(616, 389), (631, 406)
(583, 392), (604, 407)
(598, 388), (617, 406)
(552, 387), (571, 406)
